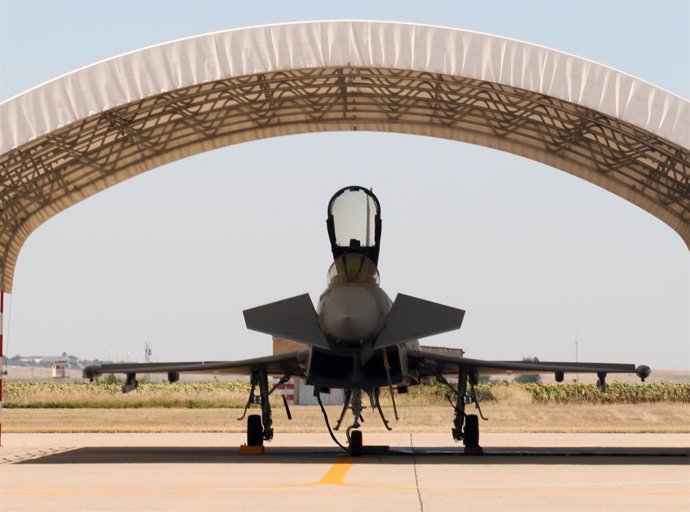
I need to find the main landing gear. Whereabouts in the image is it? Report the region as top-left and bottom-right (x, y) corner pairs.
(437, 368), (486, 453)
(246, 414), (263, 447)
(239, 371), (292, 447)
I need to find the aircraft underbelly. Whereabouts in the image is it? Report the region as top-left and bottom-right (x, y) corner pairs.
(306, 347), (404, 388)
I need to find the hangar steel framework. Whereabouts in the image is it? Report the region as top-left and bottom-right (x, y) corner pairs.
(0, 21), (688, 293)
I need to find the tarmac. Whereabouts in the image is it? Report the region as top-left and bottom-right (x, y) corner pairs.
(1, 432), (688, 511)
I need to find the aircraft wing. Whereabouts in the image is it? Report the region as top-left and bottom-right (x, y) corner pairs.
(83, 350), (309, 380)
(406, 348), (650, 380)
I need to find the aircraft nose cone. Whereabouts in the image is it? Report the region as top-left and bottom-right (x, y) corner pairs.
(320, 286), (379, 341)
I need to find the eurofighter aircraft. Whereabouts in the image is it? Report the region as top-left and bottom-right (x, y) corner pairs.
(84, 186), (650, 455)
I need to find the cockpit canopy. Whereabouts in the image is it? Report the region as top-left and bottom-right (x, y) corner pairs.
(327, 254), (380, 285)
(326, 186), (382, 264)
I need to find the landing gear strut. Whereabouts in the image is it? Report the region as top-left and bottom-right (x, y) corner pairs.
(238, 370), (293, 444)
(438, 368), (484, 451)
(344, 388), (363, 446)
(318, 385), (396, 456)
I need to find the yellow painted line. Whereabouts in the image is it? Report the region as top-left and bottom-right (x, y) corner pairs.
(1, 457), (358, 496)
(5, 453), (685, 498)
(317, 457), (354, 485)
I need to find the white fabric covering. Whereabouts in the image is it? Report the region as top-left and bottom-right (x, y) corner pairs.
(1, 20), (688, 154)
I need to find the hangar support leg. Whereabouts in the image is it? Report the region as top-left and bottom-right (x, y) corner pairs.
(0, 290), (4, 446)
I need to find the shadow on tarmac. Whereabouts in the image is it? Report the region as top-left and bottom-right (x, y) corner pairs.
(18, 446), (689, 465)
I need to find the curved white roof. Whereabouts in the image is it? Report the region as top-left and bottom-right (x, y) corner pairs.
(1, 20), (688, 153)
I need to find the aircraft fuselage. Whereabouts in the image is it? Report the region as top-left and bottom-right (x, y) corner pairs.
(309, 279), (419, 389)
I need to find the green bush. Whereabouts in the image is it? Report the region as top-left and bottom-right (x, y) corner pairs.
(521, 382), (690, 404)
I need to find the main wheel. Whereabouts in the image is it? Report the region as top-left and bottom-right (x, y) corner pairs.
(247, 414), (263, 446)
(349, 430), (363, 457)
(463, 414), (479, 448)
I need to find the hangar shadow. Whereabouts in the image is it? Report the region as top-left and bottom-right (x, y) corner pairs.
(17, 446), (689, 465)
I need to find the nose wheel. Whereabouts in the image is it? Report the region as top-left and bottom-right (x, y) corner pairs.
(349, 430), (363, 456)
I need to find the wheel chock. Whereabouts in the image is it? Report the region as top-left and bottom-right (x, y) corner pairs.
(240, 444), (265, 455)
(464, 446), (484, 455)
(361, 445), (390, 455)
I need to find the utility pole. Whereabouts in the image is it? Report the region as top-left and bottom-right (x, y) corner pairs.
(144, 341), (152, 381)
(575, 332), (579, 382)
(144, 341), (152, 363)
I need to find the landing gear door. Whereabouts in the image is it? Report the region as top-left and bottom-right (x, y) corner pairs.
(326, 186), (382, 264)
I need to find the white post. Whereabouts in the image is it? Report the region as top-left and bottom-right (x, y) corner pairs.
(0, 290), (4, 446)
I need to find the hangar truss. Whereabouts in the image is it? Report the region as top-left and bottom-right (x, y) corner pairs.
(0, 21), (688, 292)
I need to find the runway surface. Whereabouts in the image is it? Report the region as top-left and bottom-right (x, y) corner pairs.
(1, 433), (688, 511)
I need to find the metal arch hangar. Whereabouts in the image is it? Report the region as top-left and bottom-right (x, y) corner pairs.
(0, 20), (688, 292)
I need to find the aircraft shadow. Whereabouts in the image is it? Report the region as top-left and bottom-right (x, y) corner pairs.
(18, 446), (689, 466)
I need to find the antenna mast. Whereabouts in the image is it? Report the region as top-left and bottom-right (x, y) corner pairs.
(145, 341), (152, 363)
(575, 332), (579, 382)
(144, 341), (152, 381)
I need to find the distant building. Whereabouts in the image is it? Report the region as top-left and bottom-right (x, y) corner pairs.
(52, 359), (67, 379)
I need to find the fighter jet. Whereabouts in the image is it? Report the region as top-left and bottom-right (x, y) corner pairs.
(84, 186), (650, 455)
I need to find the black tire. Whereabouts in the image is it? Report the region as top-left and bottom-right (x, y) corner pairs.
(463, 414), (479, 448)
(247, 414), (263, 446)
(349, 430), (363, 457)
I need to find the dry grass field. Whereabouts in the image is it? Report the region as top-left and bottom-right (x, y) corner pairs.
(3, 375), (688, 434)
(6, 379), (688, 408)
(3, 403), (689, 434)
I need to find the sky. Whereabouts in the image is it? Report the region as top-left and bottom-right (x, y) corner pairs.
(0, 0), (688, 371)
